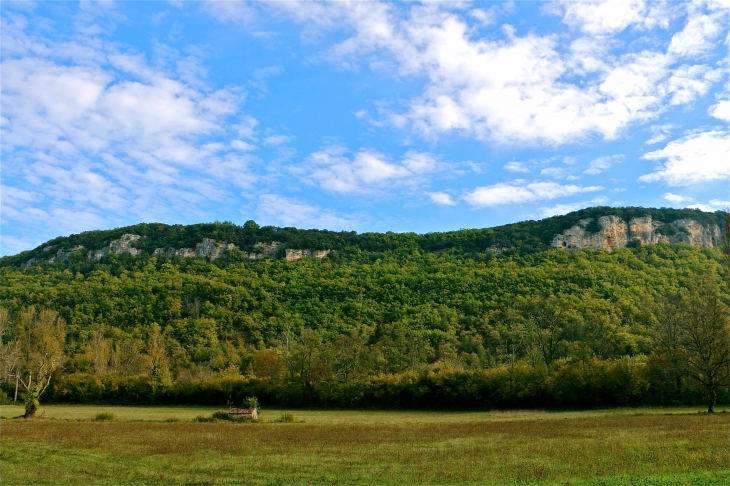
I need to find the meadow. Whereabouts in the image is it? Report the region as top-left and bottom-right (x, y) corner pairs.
(1, 405), (728, 485)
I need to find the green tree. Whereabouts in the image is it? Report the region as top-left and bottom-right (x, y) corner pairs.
(678, 275), (730, 413)
(520, 295), (576, 367)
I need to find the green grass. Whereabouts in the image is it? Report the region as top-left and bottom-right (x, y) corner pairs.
(0, 405), (728, 485)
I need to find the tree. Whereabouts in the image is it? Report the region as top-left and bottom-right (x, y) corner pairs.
(110, 338), (145, 377)
(144, 322), (170, 402)
(0, 307), (21, 394)
(652, 296), (688, 401)
(89, 326), (110, 375)
(679, 275), (730, 413)
(251, 348), (283, 382)
(520, 296), (576, 367)
(14, 306), (67, 417)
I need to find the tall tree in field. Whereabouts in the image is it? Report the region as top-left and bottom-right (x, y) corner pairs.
(14, 306), (67, 417)
(680, 275), (730, 413)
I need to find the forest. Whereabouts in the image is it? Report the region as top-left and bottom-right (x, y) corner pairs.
(1, 207), (729, 413)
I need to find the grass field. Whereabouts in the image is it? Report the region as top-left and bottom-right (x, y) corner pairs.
(1, 405), (728, 485)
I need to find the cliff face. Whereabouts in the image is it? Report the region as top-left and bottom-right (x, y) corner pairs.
(89, 234), (141, 260)
(551, 216), (721, 252)
(153, 238), (235, 260)
(22, 234), (331, 267)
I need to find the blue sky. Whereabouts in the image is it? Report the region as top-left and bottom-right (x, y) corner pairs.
(1, 0), (729, 256)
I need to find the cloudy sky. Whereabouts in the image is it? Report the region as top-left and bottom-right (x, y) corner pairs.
(1, 0), (729, 256)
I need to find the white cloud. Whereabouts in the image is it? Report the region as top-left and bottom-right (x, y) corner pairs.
(666, 64), (722, 105)
(427, 192), (457, 206)
(663, 192), (693, 203)
(299, 146), (444, 193)
(261, 1), (726, 146)
(504, 161), (529, 173)
(584, 155), (624, 175)
(231, 140), (257, 151)
(709, 100), (730, 122)
(646, 124), (676, 144)
(539, 202), (589, 218)
(0, 12), (260, 254)
(469, 8), (498, 26)
(710, 199), (730, 207)
(687, 199), (730, 212)
(205, 0), (257, 24)
(668, 10), (725, 58)
(549, 0), (671, 35)
(256, 194), (359, 229)
(541, 167), (572, 178)
(687, 203), (717, 212)
(539, 195), (610, 217)
(464, 180), (602, 207)
(640, 130), (730, 185)
(262, 134), (292, 146)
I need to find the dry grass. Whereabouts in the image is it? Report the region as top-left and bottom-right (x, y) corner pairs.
(0, 403), (717, 423)
(1, 407), (728, 485)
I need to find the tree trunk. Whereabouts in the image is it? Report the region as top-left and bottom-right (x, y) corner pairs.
(707, 387), (717, 414)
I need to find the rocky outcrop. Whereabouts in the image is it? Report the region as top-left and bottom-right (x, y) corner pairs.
(154, 238), (235, 261)
(88, 234), (141, 261)
(285, 249), (331, 262)
(551, 216), (720, 252)
(247, 242), (282, 260)
(22, 245), (86, 268)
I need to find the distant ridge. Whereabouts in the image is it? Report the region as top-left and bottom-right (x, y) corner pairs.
(1, 206), (723, 268)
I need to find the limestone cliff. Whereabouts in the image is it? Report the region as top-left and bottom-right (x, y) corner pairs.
(154, 238), (235, 261)
(551, 215), (720, 252)
(22, 245), (86, 268)
(89, 234), (141, 260)
(247, 242), (282, 260)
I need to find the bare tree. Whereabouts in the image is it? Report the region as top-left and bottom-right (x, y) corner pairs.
(14, 306), (67, 417)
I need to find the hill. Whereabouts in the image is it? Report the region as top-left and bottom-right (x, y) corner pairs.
(0, 206), (727, 409)
(0, 206), (723, 269)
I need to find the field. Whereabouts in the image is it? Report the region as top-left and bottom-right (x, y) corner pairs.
(1, 405), (728, 485)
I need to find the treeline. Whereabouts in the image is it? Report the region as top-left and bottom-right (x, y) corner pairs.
(37, 357), (721, 409)
(1, 207), (722, 267)
(1, 240), (729, 411)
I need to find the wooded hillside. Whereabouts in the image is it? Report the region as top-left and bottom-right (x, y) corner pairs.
(1, 207), (728, 410)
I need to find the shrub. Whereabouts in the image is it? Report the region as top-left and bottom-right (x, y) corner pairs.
(278, 412), (294, 423)
(211, 410), (229, 420)
(93, 412), (115, 421)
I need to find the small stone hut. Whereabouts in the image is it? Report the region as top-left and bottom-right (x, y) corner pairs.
(229, 408), (258, 419)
